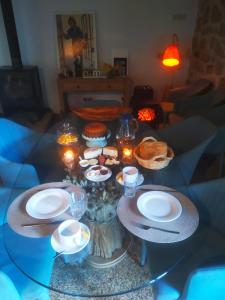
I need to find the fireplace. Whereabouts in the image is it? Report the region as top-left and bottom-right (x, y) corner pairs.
(131, 85), (163, 128)
(0, 66), (44, 116)
(0, 0), (44, 117)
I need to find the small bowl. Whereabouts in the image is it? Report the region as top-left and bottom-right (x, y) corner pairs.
(79, 159), (89, 168)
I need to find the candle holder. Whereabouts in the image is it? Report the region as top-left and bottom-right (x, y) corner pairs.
(56, 122), (80, 173)
(61, 148), (78, 173)
(121, 145), (135, 165)
(56, 122), (79, 147)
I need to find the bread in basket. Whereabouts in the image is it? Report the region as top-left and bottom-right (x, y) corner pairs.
(134, 137), (174, 170)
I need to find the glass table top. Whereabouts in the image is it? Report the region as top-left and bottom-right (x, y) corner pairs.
(3, 116), (225, 298)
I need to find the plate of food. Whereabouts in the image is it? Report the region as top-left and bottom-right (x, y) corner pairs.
(81, 146), (120, 167)
(84, 165), (112, 182)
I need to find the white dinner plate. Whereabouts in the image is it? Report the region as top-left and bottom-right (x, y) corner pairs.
(51, 222), (90, 255)
(26, 188), (70, 219)
(116, 171), (144, 186)
(85, 165), (112, 182)
(137, 191), (182, 222)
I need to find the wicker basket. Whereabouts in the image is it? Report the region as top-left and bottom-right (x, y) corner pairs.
(134, 137), (174, 170)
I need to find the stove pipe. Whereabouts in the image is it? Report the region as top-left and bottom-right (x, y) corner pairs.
(0, 0), (22, 68)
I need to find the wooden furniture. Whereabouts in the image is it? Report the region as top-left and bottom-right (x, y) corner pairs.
(57, 77), (133, 114)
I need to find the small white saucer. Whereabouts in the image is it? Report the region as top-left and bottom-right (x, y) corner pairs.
(116, 171), (144, 186)
(51, 222), (90, 255)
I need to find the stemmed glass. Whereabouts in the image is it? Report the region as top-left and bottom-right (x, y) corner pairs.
(69, 189), (88, 220)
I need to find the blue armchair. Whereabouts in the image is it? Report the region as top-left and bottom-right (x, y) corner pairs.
(0, 271), (21, 300)
(0, 154), (53, 299)
(0, 118), (41, 163)
(141, 116), (216, 187)
(201, 104), (225, 177)
(181, 265), (225, 300)
(154, 178), (225, 299)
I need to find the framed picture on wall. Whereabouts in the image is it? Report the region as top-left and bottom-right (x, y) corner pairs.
(113, 57), (128, 76)
(56, 13), (97, 77)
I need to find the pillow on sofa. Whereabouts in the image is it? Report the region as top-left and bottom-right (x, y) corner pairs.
(168, 79), (213, 102)
(185, 79), (214, 97)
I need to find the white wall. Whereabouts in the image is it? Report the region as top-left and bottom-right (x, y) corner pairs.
(0, 0), (198, 112)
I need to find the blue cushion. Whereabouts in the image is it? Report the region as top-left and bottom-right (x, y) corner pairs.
(183, 266), (225, 300)
(0, 271), (21, 300)
(0, 225), (54, 300)
(0, 118), (40, 163)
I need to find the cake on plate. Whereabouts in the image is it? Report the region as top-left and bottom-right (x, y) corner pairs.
(83, 122), (107, 138)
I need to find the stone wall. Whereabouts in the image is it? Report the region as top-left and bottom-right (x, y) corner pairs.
(188, 0), (225, 87)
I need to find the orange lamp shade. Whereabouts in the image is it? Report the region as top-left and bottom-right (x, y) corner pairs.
(162, 44), (180, 67)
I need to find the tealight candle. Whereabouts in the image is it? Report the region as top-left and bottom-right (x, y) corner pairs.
(64, 149), (75, 162)
(62, 149), (76, 170)
(122, 146), (133, 164)
(123, 147), (132, 158)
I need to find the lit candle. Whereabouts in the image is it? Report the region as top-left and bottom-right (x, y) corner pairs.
(62, 149), (75, 170)
(122, 146), (133, 164)
(123, 147), (132, 158)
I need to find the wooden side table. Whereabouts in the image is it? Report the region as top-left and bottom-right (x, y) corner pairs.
(160, 101), (175, 125)
(57, 77), (133, 114)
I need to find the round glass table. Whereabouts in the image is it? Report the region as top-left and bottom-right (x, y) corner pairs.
(2, 117), (224, 298)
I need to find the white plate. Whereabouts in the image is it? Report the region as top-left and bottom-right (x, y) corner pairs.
(137, 191), (182, 222)
(26, 188), (70, 219)
(116, 171), (144, 186)
(51, 222), (90, 255)
(85, 165), (112, 182)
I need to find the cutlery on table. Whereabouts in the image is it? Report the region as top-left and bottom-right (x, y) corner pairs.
(22, 220), (63, 227)
(52, 250), (66, 259)
(133, 222), (180, 234)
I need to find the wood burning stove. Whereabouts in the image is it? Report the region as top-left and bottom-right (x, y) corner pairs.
(131, 85), (163, 128)
(0, 0), (44, 117)
(0, 66), (44, 116)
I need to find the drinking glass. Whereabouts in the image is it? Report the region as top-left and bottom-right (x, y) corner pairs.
(69, 189), (88, 220)
(123, 166), (139, 198)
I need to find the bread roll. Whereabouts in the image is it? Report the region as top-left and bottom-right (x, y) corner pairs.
(139, 141), (168, 160)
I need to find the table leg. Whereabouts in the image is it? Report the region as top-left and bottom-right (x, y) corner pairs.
(140, 239), (148, 266)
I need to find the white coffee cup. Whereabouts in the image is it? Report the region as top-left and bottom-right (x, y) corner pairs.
(122, 166), (139, 198)
(122, 166), (139, 184)
(58, 219), (82, 247)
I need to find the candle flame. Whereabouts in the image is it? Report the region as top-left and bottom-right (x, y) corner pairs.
(63, 150), (75, 160)
(123, 148), (132, 156)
